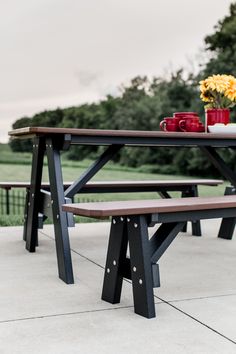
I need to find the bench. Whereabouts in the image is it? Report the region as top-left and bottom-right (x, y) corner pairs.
(0, 179), (223, 238)
(62, 195), (236, 318)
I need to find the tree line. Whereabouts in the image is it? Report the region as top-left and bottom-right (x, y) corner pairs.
(10, 3), (236, 178)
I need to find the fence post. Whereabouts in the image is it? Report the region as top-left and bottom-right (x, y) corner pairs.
(6, 188), (10, 215)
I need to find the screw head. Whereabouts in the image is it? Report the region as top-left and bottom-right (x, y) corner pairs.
(120, 217), (124, 221)
(133, 266), (137, 272)
(127, 218), (130, 222)
(112, 219), (116, 224)
(134, 223), (138, 228)
(139, 279), (143, 285)
(113, 260), (116, 266)
(107, 268), (110, 273)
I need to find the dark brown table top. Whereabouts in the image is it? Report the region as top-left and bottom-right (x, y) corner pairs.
(8, 126), (236, 140)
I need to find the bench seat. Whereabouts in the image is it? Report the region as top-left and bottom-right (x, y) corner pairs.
(62, 195), (234, 218)
(0, 179), (223, 237)
(62, 195), (236, 319)
(0, 178), (223, 191)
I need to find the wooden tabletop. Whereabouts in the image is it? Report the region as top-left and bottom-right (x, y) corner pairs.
(8, 126), (236, 140)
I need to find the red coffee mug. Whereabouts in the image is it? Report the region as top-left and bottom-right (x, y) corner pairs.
(160, 117), (178, 131)
(174, 112), (198, 118)
(179, 117), (200, 132)
(171, 116), (184, 131)
(185, 122), (202, 132)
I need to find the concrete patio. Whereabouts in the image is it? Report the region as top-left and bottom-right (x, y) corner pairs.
(0, 219), (236, 353)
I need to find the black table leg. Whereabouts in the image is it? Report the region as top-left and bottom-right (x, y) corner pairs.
(218, 186), (236, 239)
(201, 146), (236, 240)
(25, 137), (45, 252)
(46, 138), (74, 284)
(65, 144), (123, 199)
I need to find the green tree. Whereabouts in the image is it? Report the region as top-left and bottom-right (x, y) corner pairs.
(31, 108), (64, 127)
(9, 117), (33, 152)
(201, 3), (236, 77)
(114, 73), (199, 171)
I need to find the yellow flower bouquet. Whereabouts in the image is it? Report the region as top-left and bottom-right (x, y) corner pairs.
(199, 74), (236, 109)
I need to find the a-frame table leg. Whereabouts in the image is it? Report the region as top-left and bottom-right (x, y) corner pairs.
(218, 186), (236, 239)
(46, 138), (74, 284)
(25, 137), (45, 252)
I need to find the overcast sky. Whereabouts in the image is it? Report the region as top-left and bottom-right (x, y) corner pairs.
(0, 0), (233, 142)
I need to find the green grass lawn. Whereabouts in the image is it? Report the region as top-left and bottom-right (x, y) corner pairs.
(0, 143), (229, 226)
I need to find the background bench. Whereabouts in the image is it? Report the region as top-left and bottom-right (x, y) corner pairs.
(0, 179), (223, 238)
(62, 195), (236, 318)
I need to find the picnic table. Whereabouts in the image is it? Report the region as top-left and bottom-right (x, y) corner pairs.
(8, 127), (236, 284)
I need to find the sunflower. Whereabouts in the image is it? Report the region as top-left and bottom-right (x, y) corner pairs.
(199, 74), (236, 109)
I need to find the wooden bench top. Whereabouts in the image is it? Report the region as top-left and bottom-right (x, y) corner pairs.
(62, 195), (236, 218)
(0, 179), (223, 189)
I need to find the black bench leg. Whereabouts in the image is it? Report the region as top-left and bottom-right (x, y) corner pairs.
(127, 215), (156, 319)
(23, 188), (29, 242)
(218, 186), (236, 240)
(102, 217), (185, 318)
(23, 188), (39, 246)
(102, 216), (128, 304)
(182, 186), (202, 236)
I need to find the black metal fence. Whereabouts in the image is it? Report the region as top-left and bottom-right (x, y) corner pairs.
(0, 188), (99, 216)
(0, 188), (26, 215)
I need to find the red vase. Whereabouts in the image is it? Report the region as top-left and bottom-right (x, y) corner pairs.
(205, 108), (230, 126)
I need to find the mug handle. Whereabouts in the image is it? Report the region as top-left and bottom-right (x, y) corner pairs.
(179, 120), (186, 132)
(160, 120), (167, 131)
